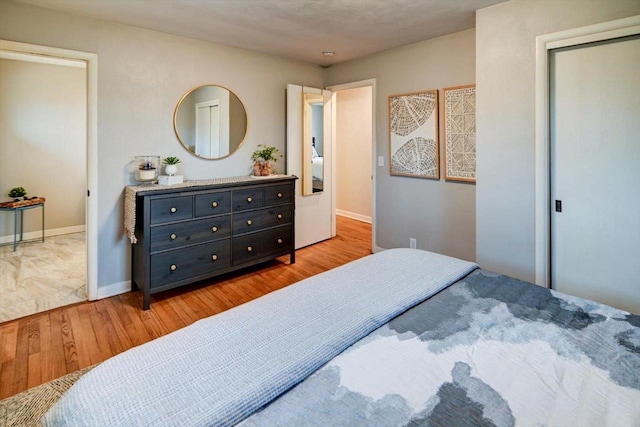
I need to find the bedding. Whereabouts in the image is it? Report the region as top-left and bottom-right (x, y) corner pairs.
(312, 156), (323, 181)
(240, 269), (640, 426)
(42, 249), (476, 426)
(41, 249), (640, 426)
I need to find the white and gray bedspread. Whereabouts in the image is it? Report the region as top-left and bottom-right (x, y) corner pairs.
(43, 249), (477, 426)
(42, 249), (640, 426)
(242, 269), (640, 426)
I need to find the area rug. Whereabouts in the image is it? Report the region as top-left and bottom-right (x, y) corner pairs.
(0, 365), (94, 427)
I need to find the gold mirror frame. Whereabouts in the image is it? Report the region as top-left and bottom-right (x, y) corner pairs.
(173, 85), (248, 160)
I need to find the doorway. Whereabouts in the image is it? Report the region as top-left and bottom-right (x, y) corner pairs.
(534, 16), (640, 314)
(328, 80), (375, 252)
(549, 35), (640, 313)
(0, 40), (98, 321)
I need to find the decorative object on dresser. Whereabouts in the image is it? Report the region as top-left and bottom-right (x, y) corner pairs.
(162, 156), (181, 176)
(134, 155), (160, 184)
(159, 156), (184, 185)
(126, 175), (296, 310)
(250, 144), (282, 176)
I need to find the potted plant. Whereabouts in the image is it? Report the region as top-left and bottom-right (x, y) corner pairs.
(162, 156), (181, 176)
(8, 187), (27, 201)
(250, 145), (282, 176)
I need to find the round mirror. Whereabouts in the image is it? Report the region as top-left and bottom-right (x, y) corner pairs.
(173, 85), (248, 159)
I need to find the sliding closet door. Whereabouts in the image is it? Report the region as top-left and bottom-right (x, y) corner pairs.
(550, 35), (640, 314)
(286, 84), (334, 249)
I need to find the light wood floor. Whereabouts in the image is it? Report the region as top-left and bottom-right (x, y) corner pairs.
(0, 216), (371, 400)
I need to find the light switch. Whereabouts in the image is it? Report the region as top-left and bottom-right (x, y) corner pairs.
(378, 156), (384, 167)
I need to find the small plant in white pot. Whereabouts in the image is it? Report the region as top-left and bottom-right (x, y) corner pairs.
(162, 156), (181, 176)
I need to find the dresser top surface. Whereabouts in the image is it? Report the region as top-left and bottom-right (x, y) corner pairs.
(128, 175), (297, 197)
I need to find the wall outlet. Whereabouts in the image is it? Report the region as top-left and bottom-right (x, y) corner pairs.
(378, 156), (384, 167)
(409, 238), (417, 249)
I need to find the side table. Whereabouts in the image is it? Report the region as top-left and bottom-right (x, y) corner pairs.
(0, 197), (46, 251)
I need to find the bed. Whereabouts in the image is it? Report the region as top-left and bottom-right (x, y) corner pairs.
(312, 156), (323, 192)
(42, 249), (640, 426)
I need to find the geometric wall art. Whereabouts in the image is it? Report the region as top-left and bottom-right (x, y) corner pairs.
(443, 84), (476, 182)
(389, 90), (439, 179)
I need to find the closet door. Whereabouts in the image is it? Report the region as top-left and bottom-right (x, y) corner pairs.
(286, 84), (334, 248)
(550, 35), (640, 313)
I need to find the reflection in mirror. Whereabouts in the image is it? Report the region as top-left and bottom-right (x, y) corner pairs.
(174, 85), (247, 159)
(302, 91), (324, 195)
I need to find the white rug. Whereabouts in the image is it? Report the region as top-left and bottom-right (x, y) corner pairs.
(0, 232), (86, 323)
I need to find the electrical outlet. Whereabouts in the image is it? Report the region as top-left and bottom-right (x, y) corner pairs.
(409, 238), (417, 249)
(378, 156), (384, 167)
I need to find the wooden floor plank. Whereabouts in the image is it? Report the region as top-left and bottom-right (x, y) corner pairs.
(0, 216), (371, 400)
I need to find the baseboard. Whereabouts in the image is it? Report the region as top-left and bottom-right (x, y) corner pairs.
(373, 246), (386, 253)
(336, 210), (372, 224)
(96, 280), (131, 300)
(0, 224), (86, 245)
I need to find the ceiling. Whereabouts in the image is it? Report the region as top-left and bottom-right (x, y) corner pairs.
(14, 0), (507, 66)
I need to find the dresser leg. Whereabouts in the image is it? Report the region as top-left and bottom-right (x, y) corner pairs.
(143, 291), (151, 310)
(290, 251), (295, 264)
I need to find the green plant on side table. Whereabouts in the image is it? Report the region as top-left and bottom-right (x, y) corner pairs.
(250, 145), (282, 176)
(8, 187), (27, 200)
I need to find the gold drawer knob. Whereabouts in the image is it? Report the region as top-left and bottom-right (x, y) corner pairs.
(247, 246), (253, 252)
(247, 197), (253, 203)
(277, 213), (283, 219)
(277, 238), (283, 244)
(247, 219), (252, 225)
(170, 264), (177, 271)
(212, 226), (218, 232)
(277, 192), (283, 198)
(211, 254), (218, 261)
(170, 233), (177, 240)
(170, 207), (177, 213)
(212, 201), (218, 208)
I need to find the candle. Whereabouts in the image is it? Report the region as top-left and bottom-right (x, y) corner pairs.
(138, 168), (157, 181)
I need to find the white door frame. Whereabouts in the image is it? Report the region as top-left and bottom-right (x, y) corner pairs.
(326, 79), (377, 253)
(0, 39), (99, 300)
(195, 99), (220, 157)
(534, 15), (640, 287)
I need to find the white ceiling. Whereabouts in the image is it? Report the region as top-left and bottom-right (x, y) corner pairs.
(14, 0), (507, 66)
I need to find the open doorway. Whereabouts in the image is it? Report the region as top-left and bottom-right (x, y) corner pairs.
(329, 81), (375, 251)
(0, 44), (96, 322)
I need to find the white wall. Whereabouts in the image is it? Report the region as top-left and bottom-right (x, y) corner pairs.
(335, 87), (372, 222)
(0, 1), (323, 290)
(0, 58), (86, 237)
(476, 0), (640, 282)
(326, 29), (476, 261)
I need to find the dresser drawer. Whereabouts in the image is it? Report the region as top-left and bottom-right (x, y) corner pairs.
(150, 196), (193, 224)
(264, 184), (292, 205)
(150, 215), (231, 252)
(233, 188), (264, 211)
(232, 226), (292, 265)
(150, 240), (231, 288)
(233, 205), (292, 234)
(195, 191), (231, 217)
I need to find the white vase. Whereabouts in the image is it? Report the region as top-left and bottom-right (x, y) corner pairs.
(165, 164), (178, 176)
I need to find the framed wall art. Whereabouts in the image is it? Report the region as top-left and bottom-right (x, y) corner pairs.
(389, 90), (439, 179)
(443, 84), (476, 182)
